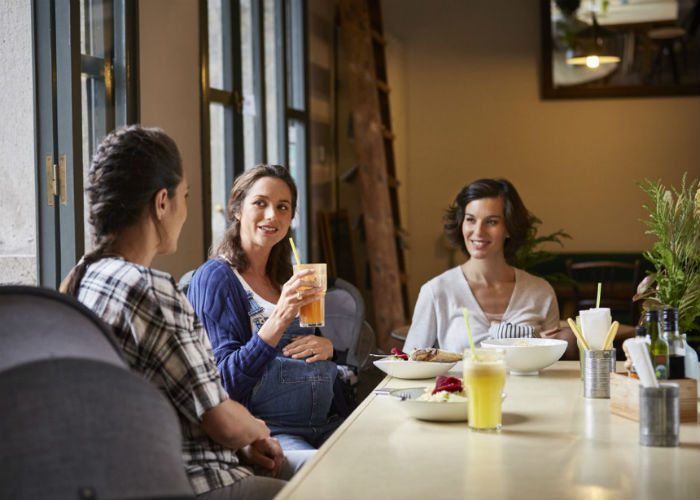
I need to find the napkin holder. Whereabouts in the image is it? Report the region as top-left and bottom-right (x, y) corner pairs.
(610, 372), (697, 423)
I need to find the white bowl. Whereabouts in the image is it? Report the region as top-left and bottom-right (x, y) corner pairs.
(389, 387), (468, 422)
(373, 358), (456, 379)
(479, 338), (567, 375)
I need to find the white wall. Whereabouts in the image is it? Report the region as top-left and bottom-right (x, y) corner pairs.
(0, 0), (36, 284)
(382, 0), (699, 305)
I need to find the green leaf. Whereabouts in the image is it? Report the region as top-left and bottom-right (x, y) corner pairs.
(637, 173), (700, 331)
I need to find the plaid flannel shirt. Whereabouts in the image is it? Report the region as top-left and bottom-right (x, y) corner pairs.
(78, 257), (252, 495)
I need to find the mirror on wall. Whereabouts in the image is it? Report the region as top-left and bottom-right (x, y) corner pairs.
(541, 0), (700, 98)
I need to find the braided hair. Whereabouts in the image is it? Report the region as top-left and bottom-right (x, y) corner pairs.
(213, 164), (298, 289)
(61, 125), (183, 296)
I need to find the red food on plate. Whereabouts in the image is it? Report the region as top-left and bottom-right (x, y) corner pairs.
(432, 376), (463, 395)
(390, 347), (408, 360)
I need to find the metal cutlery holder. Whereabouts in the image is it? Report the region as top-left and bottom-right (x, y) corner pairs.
(639, 383), (680, 447)
(583, 350), (615, 398)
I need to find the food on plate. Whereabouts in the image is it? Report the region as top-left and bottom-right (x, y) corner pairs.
(409, 347), (463, 363)
(417, 376), (467, 402)
(512, 339), (531, 347)
(390, 347), (409, 360)
(386, 347), (462, 364)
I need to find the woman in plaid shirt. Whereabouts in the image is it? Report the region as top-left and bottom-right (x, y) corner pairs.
(61, 126), (304, 499)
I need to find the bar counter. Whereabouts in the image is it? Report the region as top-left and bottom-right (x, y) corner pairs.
(275, 361), (699, 500)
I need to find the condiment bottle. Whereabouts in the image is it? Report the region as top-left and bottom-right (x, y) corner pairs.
(662, 307), (685, 379)
(683, 334), (699, 380)
(646, 310), (669, 380)
(625, 325), (648, 379)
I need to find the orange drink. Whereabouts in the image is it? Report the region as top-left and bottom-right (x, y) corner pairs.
(293, 263), (327, 327)
(463, 348), (506, 431)
(299, 292), (325, 327)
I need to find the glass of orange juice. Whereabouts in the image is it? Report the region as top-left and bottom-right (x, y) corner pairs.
(463, 348), (506, 431)
(293, 263), (327, 327)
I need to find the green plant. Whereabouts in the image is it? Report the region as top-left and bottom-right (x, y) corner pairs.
(507, 216), (573, 286)
(634, 173), (700, 333)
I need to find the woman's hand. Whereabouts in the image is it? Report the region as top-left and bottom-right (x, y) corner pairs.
(269, 269), (324, 326)
(282, 335), (334, 363)
(237, 438), (284, 477)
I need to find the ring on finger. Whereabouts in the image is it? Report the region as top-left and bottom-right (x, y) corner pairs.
(296, 291), (303, 301)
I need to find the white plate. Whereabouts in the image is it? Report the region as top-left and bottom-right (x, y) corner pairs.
(389, 388), (507, 422)
(390, 388), (468, 422)
(373, 358), (457, 379)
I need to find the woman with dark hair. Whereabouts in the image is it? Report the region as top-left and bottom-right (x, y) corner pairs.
(62, 126), (305, 500)
(187, 165), (342, 453)
(404, 178), (575, 356)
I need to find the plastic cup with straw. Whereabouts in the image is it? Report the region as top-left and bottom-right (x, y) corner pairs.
(290, 237), (328, 327)
(462, 307), (507, 430)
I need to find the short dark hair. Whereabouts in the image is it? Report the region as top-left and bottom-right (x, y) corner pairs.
(443, 178), (531, 258)
(214, 164), (298, 289)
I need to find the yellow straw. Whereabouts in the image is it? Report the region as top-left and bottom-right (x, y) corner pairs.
(289, 237), (301, 266)
(567, 318), (590, 351)
(462, 308), (476, 355)
(595, 282), (602, 309)
(602, 321), (620, 351)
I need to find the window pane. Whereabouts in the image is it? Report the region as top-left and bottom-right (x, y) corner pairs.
(288, 119), (307, 262)
(208, 0), (224, 89)
(241, 0), (257, 169)
(286, 0), (304, 111)
(81, 74), (108, 253)
(0, 1), (36, 284)
(210, 102), (229, 248)
(264, 0), (281, 164)
(80, 0), (106, 58)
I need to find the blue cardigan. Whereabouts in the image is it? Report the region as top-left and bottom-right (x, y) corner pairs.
(187, 259), (278, 407)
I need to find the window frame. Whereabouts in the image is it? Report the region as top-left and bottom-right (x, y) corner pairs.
(32, 0), (138, 288)
(200, 0), (309, 260)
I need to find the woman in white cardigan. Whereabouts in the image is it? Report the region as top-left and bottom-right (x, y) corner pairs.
(404, 178), (576, 359)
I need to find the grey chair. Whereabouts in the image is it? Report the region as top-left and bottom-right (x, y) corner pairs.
(0, 285), (126, 372)
(178, 270), (196, 294)
(321, 278), (374, 370)
(0, 357), (194, 500)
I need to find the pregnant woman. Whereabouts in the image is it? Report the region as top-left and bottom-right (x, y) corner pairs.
(187, 165), (344, 453)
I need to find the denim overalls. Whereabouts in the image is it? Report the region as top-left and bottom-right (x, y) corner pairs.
(245, 291), (342, 451)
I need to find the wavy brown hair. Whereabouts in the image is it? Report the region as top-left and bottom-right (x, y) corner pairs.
(443, 178), (531, 258)
(213, 164), (298, 289)
(60, 125), (183, 296)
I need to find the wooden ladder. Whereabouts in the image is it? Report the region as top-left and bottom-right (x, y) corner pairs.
(338, 0), (409, 352)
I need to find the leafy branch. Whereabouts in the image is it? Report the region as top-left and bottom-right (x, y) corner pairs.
(634, 173), (700, 333)
(508, 216), (573, 286)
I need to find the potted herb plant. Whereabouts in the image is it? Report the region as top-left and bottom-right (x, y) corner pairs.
(634, 173), (700, 341)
